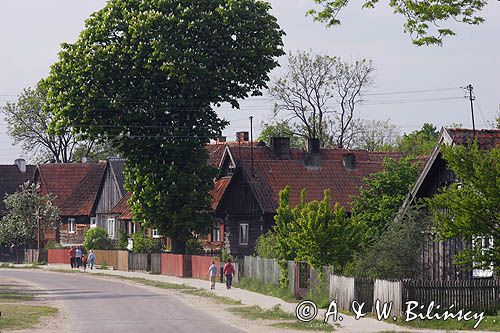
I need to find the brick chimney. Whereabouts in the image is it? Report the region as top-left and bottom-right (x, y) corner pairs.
(270, 137), (290, 159)
(14, 158), (26, 173)
(342, 153), (356, 171)
(304, 138), (321, 167)
(236, 131), (249, 142)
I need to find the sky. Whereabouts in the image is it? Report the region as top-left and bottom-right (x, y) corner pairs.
(0, 0), (499, 163)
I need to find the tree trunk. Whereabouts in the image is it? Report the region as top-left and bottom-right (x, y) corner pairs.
(171, 239), (186, 254)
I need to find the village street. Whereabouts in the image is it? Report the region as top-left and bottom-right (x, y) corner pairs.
(0, 269), (245, 333)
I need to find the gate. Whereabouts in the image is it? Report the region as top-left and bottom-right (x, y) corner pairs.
(294, 261), (310, 298)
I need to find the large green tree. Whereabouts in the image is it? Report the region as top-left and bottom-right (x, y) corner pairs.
(269, 50), (374, 148)
(258, 120), (303, 148)
(0, 182), (60, 248)
(428, 143), (499, 274)
(398, 123), (439, 156)
(2, 81), (111, 163)
(351, 157), (421, 242)
(307, 0), (487, 46)
(46, 0), (284, 253)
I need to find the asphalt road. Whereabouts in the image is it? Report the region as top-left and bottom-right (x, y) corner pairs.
(0, 269), (244, 333)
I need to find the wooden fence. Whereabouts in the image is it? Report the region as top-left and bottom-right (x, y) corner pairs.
(93, 250), (128, 271)
(48, 249), (69, 264)
(161, 253), (191, 277)
(128, 253), (149, 271)
(191, 255), (219, 279)
(403, 279), (500, 313)
(151, 254), (162, 274)
(242, 256), (281, 286)
(330, 275), (355, 311)
(373, 279), (404, 317)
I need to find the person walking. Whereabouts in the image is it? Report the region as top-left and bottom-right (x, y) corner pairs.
(75, 247), (82, 268)
(68, 247), (76, 269)
(88, 250), (96, 270)
(81, 254), (87, 271)
(223, 259), (235, 290)
(206, 261), (217, 290)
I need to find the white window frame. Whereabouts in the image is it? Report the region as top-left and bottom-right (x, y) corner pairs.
(90, 217), (97, 228)
(212, 221), (221, 242)
(152, 228), (161, 239)
(472, 236), (494, 278)
(107, 218), (116, 239)
(68, 218), (76, 234)
(239, 223), (249, 245)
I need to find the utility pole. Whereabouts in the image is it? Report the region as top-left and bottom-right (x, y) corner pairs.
(249, 116), (254, 177)
(465, 84), (476, 138)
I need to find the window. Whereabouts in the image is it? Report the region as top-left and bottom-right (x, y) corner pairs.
(107, 218), (115, 238)
(90, 217), (97, 228)
(239, 223), (249, 245)
(152, 229), (160, 238)
(472, 236), (494, 278)
(212, 221), (221, 242)
(68, 218), (75, 234)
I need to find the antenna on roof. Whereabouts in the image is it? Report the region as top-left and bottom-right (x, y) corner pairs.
(249, 116), (254, 177)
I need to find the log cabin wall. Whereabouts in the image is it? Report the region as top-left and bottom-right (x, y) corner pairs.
(416, 153), (472, 280)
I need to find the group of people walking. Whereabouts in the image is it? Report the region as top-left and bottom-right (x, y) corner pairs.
(207, 258), (235, 290)
(69, 247), (95, 271)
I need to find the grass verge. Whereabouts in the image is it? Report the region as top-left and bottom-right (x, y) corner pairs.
(228, 305), (294, 320)
(0, 304), (58, 330)
(270, 321), (334, 331)
(235, 277), (296, 303)
(180, 288), (242, 305)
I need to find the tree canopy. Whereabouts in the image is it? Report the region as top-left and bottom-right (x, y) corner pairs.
(2, 81), (111, 163)
(45, 0), (284, 252)
(307, 0), (487, 46)
(269, 50), (374, 148)
(428, 142), (499, 274)
(398, 123), (439, 156)
(0, 182), (60, 248)
(351, 157), (422, 242)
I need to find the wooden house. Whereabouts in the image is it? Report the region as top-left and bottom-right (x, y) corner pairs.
(93, 158), (127, 241)
(0, 159), (35, 218)
(401, 127), (500, 280)
(35, 162), (105, 245)
(209, 137), (405, 258)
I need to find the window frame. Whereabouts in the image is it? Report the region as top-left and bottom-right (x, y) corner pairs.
(90, 217), (97, 228)
(212, 221), (221, 242)
(68, 218), (76, 234)
(239, 223), (249, 245)
(152, 228), (161, 239)
(107, 218), (116, 238)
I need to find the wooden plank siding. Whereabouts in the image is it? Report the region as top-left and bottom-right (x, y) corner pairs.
(95, 164), (125, 240)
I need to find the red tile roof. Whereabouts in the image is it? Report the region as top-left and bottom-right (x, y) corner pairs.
(36, 163), (96, 208)
(59, 162), (107, 216)
(447, 128), (500, 149)
(211, 176), (232, 211)
(111, 192), (133, 220)
(236, 149), (409, 213)
(0, 164), (36, 214)
(206, 141), (255, 167)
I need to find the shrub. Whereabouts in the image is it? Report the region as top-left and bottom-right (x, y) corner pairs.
(116, 228), (128, 250)
(130, 232), (161, 253)
(44, 241), (62, 249)
(185, 238), (204, 255)
(255, 231), (278, 259)
(83, 227), (112, 251)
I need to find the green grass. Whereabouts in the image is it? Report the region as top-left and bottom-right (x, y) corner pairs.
(180, 288), (242, 305)
(0, 291), (35, 302)
(93, 273), (196, 290)
(228, 305), (295, 320)
(270, 321), (334, 331)
(235, 277), (296, 303)
(0, 304), (58, 330)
